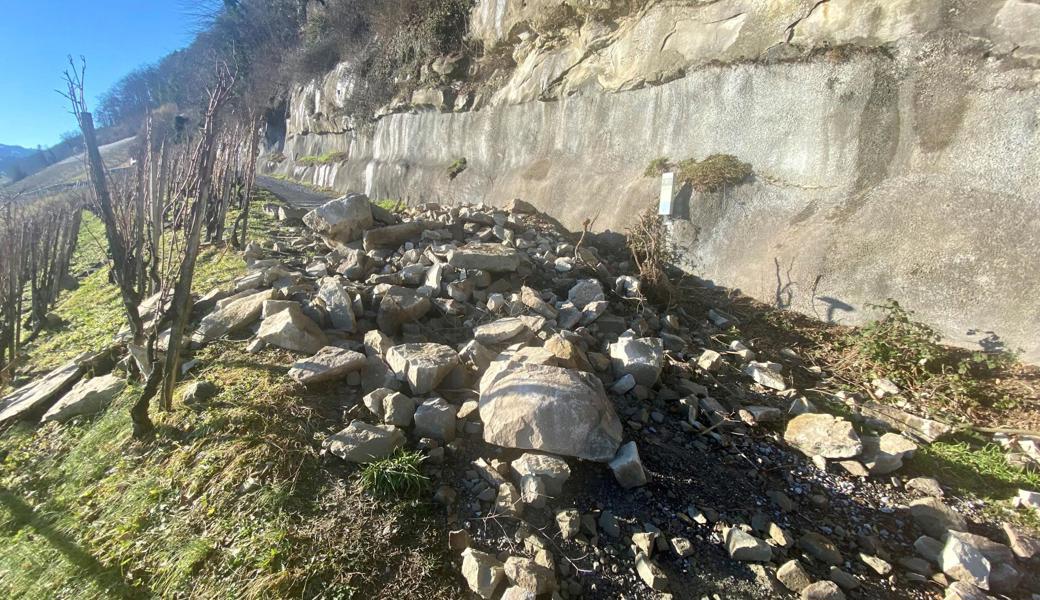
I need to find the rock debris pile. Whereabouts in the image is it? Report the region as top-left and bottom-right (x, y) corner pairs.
(4, 191), (1039, 599)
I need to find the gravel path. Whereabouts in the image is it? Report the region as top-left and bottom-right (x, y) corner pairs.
(257, 175), (336, 211)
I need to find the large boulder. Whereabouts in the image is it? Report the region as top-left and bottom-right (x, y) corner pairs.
(193, 288), (279, 343)
(362, 221), (426, 251)
(325, 420), (405, 463)
(41, 373), (125, 423)
(784, 413), (863, 459)
(386, 343), (460, 394)
(0, 355), (88, 424)
(288, 346), (367, 385)
(478, 361), (623, 462)
(303, 193), (374, 250)
(447, 243), (521, 272)
(256, 304), (328, 354)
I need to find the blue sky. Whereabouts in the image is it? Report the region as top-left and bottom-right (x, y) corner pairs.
(0, 1), (197, 149)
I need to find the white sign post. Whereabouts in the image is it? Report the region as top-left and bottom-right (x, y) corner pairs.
(658, 171), (675, 217)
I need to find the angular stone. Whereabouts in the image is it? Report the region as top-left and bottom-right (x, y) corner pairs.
(376, 286), (431, 334)
(495, 482), (523, 518)
(382, 391), (417, 427)
(940, 534), (991, 590)
(317, 277), (356, 332)
(907, 476), (944, 497)
(257, 304), (328, 354)
(859, 401), (952, 443)
(859, 553), (892, 576)
(180, 380), (218, 405)
(744, 361), (787, 391)
(503, 556), (555, 595)
(944, 581), (991, 600)
(828, 567), (859, 590)
(555, 509), (581, 539)
(784, 413), (863, 459)
(1002, 522), (1040, 559)
(564, 279), (602, 309)
(697, 349), (724, 371)
(362, 221), (425, 251)
(777, 559), (812, 592)
(386, 343), (459, 394)
(336, 247), (371, 280)
(0, 357), (85, 424)
(288, 346), (367, 385)
(609, 441), (648, 489)
(473, 318), (528, 345)
(947, 531), (1014, 564)
(193, 288), (278, 343)
(910, 497), (967, 538)
(325, 420), (405, 463)
(635, 553), (669, 592)
(726, 528), (772, 562)
(799, 531), (843, 565)
(543, 334), (592, 372)
(609, 336), (664, 386)
(303, 193), (374, 250)
(519, 474), (546, 508)
(461, 548), (504, 599)
(41, 373), (125, 423)
(447, 243), (520, 272)
(510, 453), (571, 496)
(479, 361), (622, 462)
(413, 397), (456, 441)
(519, 286), (557, 319)
(800, 581), (845, 600)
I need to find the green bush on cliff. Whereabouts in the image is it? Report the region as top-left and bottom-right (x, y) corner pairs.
(644, 157), (671, 178)
(677, 154), (752, 192)
(297, 151), (349, 167)
(446, 157), (467, 180)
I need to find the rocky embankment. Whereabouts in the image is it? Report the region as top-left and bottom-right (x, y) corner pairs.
(2, 194), (1039, 599)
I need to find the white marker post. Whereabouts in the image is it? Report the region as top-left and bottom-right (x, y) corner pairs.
(658, 171), (675, 217)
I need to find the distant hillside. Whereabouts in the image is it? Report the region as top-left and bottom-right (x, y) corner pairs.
(0, 143), (32, 162)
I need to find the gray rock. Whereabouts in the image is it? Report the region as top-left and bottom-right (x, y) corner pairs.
(609, 336), (664, 386)
(256, 304), (328, 354)
(288, 346), (367, 385)
(383, 391), (417, 427)
(317, 277), (357, 332)
(41, 373), (125, 422)
(473, 318), (528, 345)
(479, 361), (622, 462)
(180, 380), (218, 405)
(800, 581), (845, 600)
(635, 553), (669, 592)
(784, 413), (863, 459)
(461, 548), (505, 599)
(555, 509), (581, 539)
(447, 243), (521, 272)
(777, 559), (812, 592)
(943, 582), (991, 600)
(0, 356), (86, 424)
(859, 401), (952, 443)
(907, 476), (944, 497)
(1002, 522), (1040, 559)
(362, 221), (425, 251)
(520, 286), (557, 319)
(503, 556), (556, 595)
(386, 343), (459, 394)
(696, 349), (724, 371)
(413, 397), (456, 441)
(947, 531), (1014, 564)
(940, 533), (991, 590)
(511, 453), (571, 496)
(193, 288), (279, 343)
(726, 528), (772, 562)
(609, 441), (648, 489)
(303, 193), (374, 250)
(495, 482), (523, 518)
(909, 497), (967, 538)
(325, 420), (405, 463)
(744, 361), (787, 391)
(567, 279), (605, 310)
(914, 535), (944, 564)
(799, 531), (843, 565)
(377, 286), (431, 334)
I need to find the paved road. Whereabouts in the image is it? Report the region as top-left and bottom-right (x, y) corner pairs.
(257, 175), (336, 211)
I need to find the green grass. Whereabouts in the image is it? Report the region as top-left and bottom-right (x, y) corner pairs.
(643, 156), (670, 178)
(0, 202), (461, 599)
(676, 153), (752, 192)
(296, 151), (349, 167)
(908, 438), (1040, 499)
(360, 451), (429, 498)
(446, 157), (467, 180)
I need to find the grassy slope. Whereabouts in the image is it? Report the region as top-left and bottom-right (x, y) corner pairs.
(0, 192), (459, 599)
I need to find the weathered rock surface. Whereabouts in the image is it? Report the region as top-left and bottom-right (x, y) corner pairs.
(362, 221), (425, 251)
(784, 413), (863, 459)
(302, 193), (373, 250)
(377, 286), (431, 334)
(317, 277), (356, 331)
(386, 343), (459, 394)
(447, 243), (521, 272)
(609, 441), (648, 489)
(41, 373), (125, 423)
(413, 397), (457, 441)
(325, 420), (405, 463)
(609, 336), (663, 386)
(194, 288), (278, 343)
(479, 361), (622, 462)
(0, 357), (86, 424)
(256, 304), (328, 354)
(461, 547), (505, 599)
(288, 346), (367, 385)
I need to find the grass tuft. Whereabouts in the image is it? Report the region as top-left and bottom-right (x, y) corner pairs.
(677, 154), (752, 192)
(359, 450), (430, 498)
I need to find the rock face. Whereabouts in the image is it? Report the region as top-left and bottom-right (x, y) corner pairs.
(274, 0), (1040, 363)
(0, 357), (86, 424)
(288, 346), (367, 385)
(302, 193), (374, 250)
(41, 373), (125, 422)
(479, 361), (622, 462)
(325, 420), (405, 463)
(256, 304), (328, 354)
(784, 413), (863, 459)
(385, 343), (459, 394)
